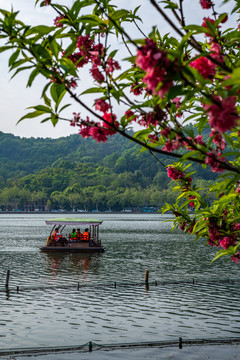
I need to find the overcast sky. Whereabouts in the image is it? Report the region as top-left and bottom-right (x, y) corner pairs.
(0, 0), (237, 138)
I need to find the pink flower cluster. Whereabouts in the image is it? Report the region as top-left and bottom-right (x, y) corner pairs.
(205, 215), (239, 259)
(125, 110), (138, 122)
(54, 16), (65, 28)
(95, 99), (111, 113)
(200, 0), (212, 9)
(210, 42), (225, 63)
(167, 166), (185, 180)
(190, 41), (224, 79)
(205, 151), (225, 172)
(190, 56), (215, 79)
(202, 17), (216, 37)
(130, 82), (144, 96)
(70, 112), (80, 127)
(209, 128), (226, 152)
(219, 236), (236, 250)
(135, 38), (174, 98)
(78, 112), (119, 143)
(64, 35), (120, 84)
(203, 96), (239, 133)
(138, 112), (160, 127)
(189, 196), (196, 208)
(231, 252), (240, 264)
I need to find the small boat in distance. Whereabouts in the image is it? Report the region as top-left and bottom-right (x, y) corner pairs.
(40, 218), (105, 253)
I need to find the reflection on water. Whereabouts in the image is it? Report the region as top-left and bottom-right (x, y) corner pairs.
(0, 213), (240, 350)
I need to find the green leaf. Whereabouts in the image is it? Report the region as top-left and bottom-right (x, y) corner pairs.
(110, 9), (129, 21)
(162, 1), (178, 9)
(8, 49), (20, 67)
(33, 105), (52, 113)
(78, 15), (106, 27)
(17, 110), (47, 123)
(51, 114), (59, 126)
(27, 69), (40, 87)
(81, 87), (105, 95)
(222, 133), (235, 150)
(50, 83), (66, 107)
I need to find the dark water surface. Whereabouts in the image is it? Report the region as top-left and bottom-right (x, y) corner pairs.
(0, 213), (239, 351)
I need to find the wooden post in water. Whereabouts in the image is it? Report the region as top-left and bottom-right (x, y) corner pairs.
(89, 341), (92, 352)
(145, 269), (149, 284)
(179, 337), (182, 349)
(5, 270), (10, 289)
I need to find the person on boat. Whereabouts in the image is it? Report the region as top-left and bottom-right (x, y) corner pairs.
(76, 228), (82, 241)
(82, 228), (90, 241)
(70, 229), (77, 242)
(52, 228), (59, 241)
(51, 228), (61, 246)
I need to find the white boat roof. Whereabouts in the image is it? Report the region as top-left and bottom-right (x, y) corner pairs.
(45, 218), (103, 226)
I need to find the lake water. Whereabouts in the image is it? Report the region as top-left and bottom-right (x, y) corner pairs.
(0, 213), (240, 354)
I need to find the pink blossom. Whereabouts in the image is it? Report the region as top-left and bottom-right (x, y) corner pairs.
(189, 196), (196, 208)
(148, 134), (159, 142)
(161, 127), (171, 137)
(167, 166), (185, 180)
(54, 16), (65, 28)
(102, 112), (116, 124)
(89, 125), (109, 142)
(43, 0), (51, 5)
(232, 223), (240, 231)
(194, 135), (204, 145)
(189, 56), (215, 79)
(77, 35), (94, 51)
(79, 123), (92, 138)
(135, 38), (163, 72)
(89, 44), (104, 66)
(70, 112), (80, 127)
(200, 0), (212, 9)
(138, 112), (160, 127)
(205, 151), (225, 172)
(130, 83), (143, 95)
(202, 17), (216, 37)
(67, 51), (89, 68)
(125, 110), (137, 121)
(90, 65), (104, 83)
(135, 38), (174, 97)
(102, 113), (119, 134)
(219, 236), (236, 250)
(210, 128), (226, 151)
(66, 78), (78, 89)
(162, 140), (176, 152)
(95, 99), (111, 113)
(204, 96), (239, 133)
(210, 42), (225, 63)
(231, 252), (240, 264)
(173, 97), (181, 108)
(106, 57), (121, 73)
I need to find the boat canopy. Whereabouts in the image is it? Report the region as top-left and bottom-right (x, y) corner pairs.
(45, 218), (103, 226)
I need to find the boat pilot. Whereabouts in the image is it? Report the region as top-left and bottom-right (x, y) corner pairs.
(82, 228), (90, 241)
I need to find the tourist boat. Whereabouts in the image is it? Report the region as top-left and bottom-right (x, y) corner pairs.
(40, 218), (105, 253)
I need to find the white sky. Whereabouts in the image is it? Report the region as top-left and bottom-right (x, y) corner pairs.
(0, 0), (237, 138)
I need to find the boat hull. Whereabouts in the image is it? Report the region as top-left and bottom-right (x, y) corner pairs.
(40, 245), (105, 253)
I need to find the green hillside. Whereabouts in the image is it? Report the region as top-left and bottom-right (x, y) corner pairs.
(0, 131), (216, 211)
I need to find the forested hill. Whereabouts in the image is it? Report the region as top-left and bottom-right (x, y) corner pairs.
(0, 131), (134, 180)
(0, 131), (217, 211)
